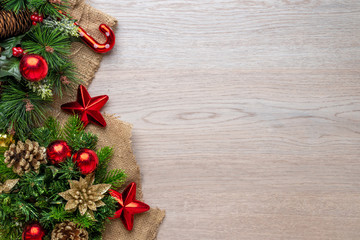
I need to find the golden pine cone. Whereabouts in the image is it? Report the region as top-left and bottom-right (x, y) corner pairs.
(4, 139), (47, 175)
(51, 221), (88, 240)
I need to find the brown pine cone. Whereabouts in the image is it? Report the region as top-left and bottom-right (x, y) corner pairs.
(4, 139), (47, 176)
(0, 10), (32, 40)
(51, 221), (88, 240)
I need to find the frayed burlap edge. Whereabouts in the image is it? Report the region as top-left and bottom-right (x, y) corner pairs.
(50, 0), (165, 239)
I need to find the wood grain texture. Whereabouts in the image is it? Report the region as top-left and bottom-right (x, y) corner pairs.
(87, 0), (360, 239)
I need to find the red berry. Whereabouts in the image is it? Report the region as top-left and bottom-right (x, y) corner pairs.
(38, 16), (43, 22)
(32, 21), (37, 25)
(12, 47), (24, 57)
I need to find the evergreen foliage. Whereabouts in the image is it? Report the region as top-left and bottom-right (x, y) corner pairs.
(0, 79), (51, 141)
(22, 25), (71, 69)
(0, 2), (128, 239)
(0, 116), (127, 240)
(0, 0), (80, 139)
(0, 0), (67, 17)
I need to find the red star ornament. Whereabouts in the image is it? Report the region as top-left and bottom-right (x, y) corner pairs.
(109, 182), (150, 231)
(61, 85), (109, 127)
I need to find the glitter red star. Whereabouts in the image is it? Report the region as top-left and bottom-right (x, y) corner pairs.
(109, 182), (150, 231)
(61, 85), (109, 127)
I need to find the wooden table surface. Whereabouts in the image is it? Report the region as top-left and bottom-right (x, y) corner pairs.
(88, 1), (360, 239)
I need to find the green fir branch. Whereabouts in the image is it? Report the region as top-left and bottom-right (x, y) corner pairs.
(103, 169), (127, 189)
(47, 62), (82, 98)
(95, 147), (113, 182)
(0, 79), (51, 141)
(63, 116), (98, 151)
(0, 156), (18, 182)
(0, 0), (27, 12)
(31, 117), (62, 147)
(28, 0), (68, 18)
(22, 25), (71, 69)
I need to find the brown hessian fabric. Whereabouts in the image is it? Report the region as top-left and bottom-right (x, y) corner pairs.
(50, 0), (165, 239)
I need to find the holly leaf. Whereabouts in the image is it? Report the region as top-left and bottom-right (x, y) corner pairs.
(0, 34), (25, 58)
(0, 56), (21, 80)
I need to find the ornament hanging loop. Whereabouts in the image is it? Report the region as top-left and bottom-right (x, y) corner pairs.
(76, 23), (115, 53)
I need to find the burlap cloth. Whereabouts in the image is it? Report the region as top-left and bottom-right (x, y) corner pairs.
(50, 0), (165, 239)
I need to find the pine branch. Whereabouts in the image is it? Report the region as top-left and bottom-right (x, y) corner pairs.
(47, 61), (82, 98)
(0, 79), (51, 141)
(40, 206), (72, 229)
(16, 198), (39, 221)
(71, 213), (97, 229)
(22, 25), (71, 69)
(95, 147), (113, 183)
(63, 115), (98, 151)
(31, 117), (62, 147)
(17, 171), (45, 198)
(0, 156), (18, 182)
(0, 0), (27, 12)
(28, 0), (68, 18)
(103, 169), (127, 189)
(57, 158), (80, 180)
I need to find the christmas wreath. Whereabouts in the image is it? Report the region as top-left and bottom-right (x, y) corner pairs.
(0, 0), (164, 239)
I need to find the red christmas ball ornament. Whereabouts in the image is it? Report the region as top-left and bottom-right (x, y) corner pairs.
(47, 140), (72, 165)
(72, 149), (99, 175)
(19, 54), (48, 82)
(22, 223), (45, 240)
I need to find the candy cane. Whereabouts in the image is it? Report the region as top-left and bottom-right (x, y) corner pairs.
(58, 10), (115, 53)
(75, 22), (115, 53)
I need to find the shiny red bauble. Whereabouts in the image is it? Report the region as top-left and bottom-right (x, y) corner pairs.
(72, 149), (99, 175)
(22, 223), (45, 240)
(47, 140), (72, 165)
(19, 54), (48, 82)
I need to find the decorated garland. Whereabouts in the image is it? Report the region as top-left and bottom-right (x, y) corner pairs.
(0, 0), (161, 239)
(0, 116), (149, 239)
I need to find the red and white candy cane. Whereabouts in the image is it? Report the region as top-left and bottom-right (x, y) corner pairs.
(58, 10), (115, 53)
(75, 22), (115, 53)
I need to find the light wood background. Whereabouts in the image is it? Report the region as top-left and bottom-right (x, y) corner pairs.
(88, 0), (360, 239)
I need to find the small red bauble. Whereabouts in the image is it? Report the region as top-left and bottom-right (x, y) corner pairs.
(19, 54), (48, 82)
(22, 223), (45, 240)
(72, 149), (99, 175)
(47, 140), (72, 165)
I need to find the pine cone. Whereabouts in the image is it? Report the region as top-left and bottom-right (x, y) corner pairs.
(0, 10), (32, 40)
(4, 139), (47, 175)
(51, 221), (88, 240)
